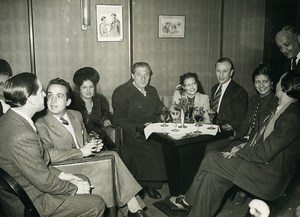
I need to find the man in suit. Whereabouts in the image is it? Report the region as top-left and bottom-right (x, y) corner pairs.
(0, 59), (13, 116)
(275, 25), (300, 73)
(166, 70), (300, 217)
(112, 62), (167, 200)
(205, 57), (248, 152)
(0, 73), (105, 217)
(35, 78), (148, 217)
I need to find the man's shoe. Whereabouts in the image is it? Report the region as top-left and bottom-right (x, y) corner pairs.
(165, 195), (191, 211)
(128, 210), (149, 217)
(143, 187), (161, 199)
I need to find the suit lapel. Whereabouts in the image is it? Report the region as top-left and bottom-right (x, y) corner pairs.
(66, 110), (84, 148)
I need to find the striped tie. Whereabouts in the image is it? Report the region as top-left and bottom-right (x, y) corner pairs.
(212, 85), (222, 112)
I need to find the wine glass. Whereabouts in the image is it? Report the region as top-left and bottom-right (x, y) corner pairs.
(160, 106), (169, 127)
(207, 109), (216, 130)
(170, 109), (180, 132)
(193, 108), (203, 134)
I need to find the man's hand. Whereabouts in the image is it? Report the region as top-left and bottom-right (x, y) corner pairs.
(82, 139), (104, 157)
(103, 119), (112, 127)
(222, 146), (240, 159)
(73, 180), (91, 194)
(59, 172), (83, 182)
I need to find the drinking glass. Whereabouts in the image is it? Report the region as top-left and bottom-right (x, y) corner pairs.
(160, 106), (169, 127)
(170, 109), (180, 132)
(193, 108), (203, 134)
(207, 109), (216, 130)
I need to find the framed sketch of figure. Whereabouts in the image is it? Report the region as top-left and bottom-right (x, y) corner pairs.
(96, 5), (123, 42)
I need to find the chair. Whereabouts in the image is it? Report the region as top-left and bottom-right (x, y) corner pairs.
(0, 167), (40, 217)
(53, 154), (117, 217)
(104, 125), (123, 154)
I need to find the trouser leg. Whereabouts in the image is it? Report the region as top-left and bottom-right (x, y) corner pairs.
(100, 151), (143, 207)
(185, 151), (242, 217)
(185, 170), (233, 217)
(52, 194), (105, 217)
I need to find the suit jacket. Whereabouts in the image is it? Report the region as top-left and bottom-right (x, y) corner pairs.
(0, 109), (77, 217)
(235, 102), (300, 200)
(211, 80), (248, 130)
(112, 79), (164, 136)
(35, 109), (88, 163)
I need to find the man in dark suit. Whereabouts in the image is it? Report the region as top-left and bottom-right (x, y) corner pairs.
(166, 70), (300, 217)
(275, 25), (300, 76)
(0, 73), (105, 217)
(112, 62), (167, 200)
(205, 57), (248, 152)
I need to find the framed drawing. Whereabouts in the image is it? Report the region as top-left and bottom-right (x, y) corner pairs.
(158, 15), (185, 38)
(96, 5), (123, 42)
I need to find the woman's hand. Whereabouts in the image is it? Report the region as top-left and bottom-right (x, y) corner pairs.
(103, 119), (112, 127)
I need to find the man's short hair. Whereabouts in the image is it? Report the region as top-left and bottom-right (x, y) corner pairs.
(47, 78), (73, 99)
(131, 62), (153, 76)
(215, 57), (235, 71)
(281, 69), (300, 100)
(4, 72), (39, 107)
(0, 59), (13, 77)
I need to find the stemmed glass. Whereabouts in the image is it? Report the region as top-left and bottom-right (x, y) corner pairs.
(193, 107), (203, 134)
(170, 109), (180, 132)
(160, 106), (169, 127)
(207, 109), (216, 130)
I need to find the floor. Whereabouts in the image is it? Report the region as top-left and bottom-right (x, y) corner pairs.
(136, 178), (300, 217)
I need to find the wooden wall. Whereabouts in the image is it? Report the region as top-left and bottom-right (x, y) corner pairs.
(0, 0), (265, 103)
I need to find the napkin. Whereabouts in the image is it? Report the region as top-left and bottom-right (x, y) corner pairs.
(144, 123), (219, 140)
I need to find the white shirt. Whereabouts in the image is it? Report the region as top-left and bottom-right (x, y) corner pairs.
(215, 79), (231, 113)
(291, 52), (300, 69)
(0, 99), (10, 113)
(11, 108), (36, 132)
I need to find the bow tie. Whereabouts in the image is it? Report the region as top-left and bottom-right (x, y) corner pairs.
(60, 117), (69, 125)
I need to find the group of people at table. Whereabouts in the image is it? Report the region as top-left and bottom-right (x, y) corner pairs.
(0, 24), (300, 217)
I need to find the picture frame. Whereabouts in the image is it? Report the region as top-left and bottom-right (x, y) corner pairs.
(158, 15), (185, 38)
(96, 5), (123, 42)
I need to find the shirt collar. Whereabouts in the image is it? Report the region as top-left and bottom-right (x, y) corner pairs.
(11, 108), (36, 132)
(219, 78), (231, 90)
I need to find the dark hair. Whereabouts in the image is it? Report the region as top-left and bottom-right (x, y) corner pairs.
(215, 57), (235, 71)
(0, 59), (12, 77)
(47, 78), (73, 99)
(131, 62), (153, 76)
(281, 70), (300, 100)
(252, 64), (272, 83)
(4, 72), (39, 107)
(101, 16), (106, 21)
(179, 72), (205, 94)
(73, 67), (100, 88)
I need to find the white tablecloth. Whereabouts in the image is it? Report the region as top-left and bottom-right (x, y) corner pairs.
(144, 123), (220, 140)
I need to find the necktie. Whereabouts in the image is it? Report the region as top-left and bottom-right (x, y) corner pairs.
(291, 57), (297, 70)
(60, 117), (69, 125)
(212, 85), (222, 112)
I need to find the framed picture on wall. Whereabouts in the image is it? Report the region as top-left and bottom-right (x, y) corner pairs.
(96, 5), (123, 42)
(158, 15), (185, 38)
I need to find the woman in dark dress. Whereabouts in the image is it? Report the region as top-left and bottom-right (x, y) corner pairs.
(70, 67), (116, 150)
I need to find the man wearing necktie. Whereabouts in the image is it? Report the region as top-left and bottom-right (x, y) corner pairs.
(35, 78), (148, 217)
(275, 25), (300, 76)
(211, 57), (248, 131)
(166, 69), (300, 217)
